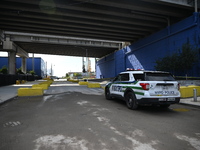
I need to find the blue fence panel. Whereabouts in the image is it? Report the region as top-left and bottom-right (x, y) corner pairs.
(96, 53), (115, 78)
(16, 57), (21, 69)
(0, 57), (44, 77)
(115, 49), (125, 74)
(27, 58), (42, 77)
(0, 57), (8, 68)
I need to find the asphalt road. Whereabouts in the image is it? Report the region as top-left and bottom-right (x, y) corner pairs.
(0, 81), (200, 150)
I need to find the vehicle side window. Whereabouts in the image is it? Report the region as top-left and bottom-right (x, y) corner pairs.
(133, 74), (144, 81)
(113, 73), (129, 81)
(121, 73), (129, 81)
(113, 75), (121, 81)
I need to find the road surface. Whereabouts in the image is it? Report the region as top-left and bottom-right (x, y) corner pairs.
(0, 80), (200, 150)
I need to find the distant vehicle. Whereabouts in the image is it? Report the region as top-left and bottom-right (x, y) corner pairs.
(50, 76), (59, 80)
(105, 69), (180, 110)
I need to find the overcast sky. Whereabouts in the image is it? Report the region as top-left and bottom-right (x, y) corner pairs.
(0, 52), (95, 77)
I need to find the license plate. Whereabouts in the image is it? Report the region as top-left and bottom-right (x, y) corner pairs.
(167, 97), (175, 101)
(159, 98), (175, 101)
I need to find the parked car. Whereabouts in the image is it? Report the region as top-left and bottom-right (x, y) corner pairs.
(50, 76), (59, 80)
(105, 69), (180, 110)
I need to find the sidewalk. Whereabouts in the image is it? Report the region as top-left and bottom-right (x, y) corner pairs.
(179, 97), (200, 107)
(0, 80), (200, 108)
(0, 80), (44, 104)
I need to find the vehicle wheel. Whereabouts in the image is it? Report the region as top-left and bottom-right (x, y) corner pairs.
(160, 104), (170, 108)
(125, 92), (138, 110)
(105, 87), (112, 100)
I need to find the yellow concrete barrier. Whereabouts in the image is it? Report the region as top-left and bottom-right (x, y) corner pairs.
(46, 80), (53, 84)
(21, 80), (26, 84)
(180, 85), (200, 98)
(87, 82), (101, 88)
(16, 80), (20, 84)
(69, 79), (79, 83)
(18, 87), (43, 96)
(188, 85), (200, 96)
(39, 82), (51, 87)
(79, 81), (88, 85)
(180, 86), (192, 98)
(32, 84), (49, 90)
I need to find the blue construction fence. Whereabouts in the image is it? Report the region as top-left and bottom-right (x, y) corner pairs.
(0, 57), (46, 78)
(96, 12), (200, 78)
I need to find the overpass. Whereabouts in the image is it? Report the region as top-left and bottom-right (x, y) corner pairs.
(0, 0), (198, 74)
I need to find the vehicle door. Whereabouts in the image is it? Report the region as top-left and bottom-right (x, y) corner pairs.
(110, 73), (129, 96)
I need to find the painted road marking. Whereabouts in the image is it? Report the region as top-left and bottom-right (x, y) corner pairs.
(175, 133), (200, 150)
(172, 108), (190, 112)
(34, 135), (89, 150)
(3, 121), (21, 127)
(77, 100), (159, 150)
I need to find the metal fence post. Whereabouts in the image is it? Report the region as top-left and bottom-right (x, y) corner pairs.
(193, 88), (197, 102)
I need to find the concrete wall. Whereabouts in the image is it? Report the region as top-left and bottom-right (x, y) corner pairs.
(96, 12), (200, 78)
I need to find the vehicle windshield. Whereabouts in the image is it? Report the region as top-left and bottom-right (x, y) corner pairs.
(145, 72), (175, 81)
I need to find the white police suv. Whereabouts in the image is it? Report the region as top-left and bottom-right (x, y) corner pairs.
(105, 69), (180, 109)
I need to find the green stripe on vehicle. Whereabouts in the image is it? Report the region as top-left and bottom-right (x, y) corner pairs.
(122, 86), (143, 90)
(134, 91), (144, 96)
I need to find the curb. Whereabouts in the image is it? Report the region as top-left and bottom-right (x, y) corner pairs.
(0, 96), (17, 106)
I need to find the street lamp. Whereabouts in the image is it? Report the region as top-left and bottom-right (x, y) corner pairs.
(50, 63), (55, 76)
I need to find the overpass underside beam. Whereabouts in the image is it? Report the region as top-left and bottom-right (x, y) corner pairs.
(0, 30), (3, 44)
(4, 31), (121, 49)
(159, 0), (193, 6)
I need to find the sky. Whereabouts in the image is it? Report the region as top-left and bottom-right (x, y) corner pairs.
(0, 52), (95, 77)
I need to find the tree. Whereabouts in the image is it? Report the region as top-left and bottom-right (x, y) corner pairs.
(66, 73), (69, 78)
(0, 66), (8, 74)
(16, 67), (24, 74)
(178, 43), (198, 74)
(29, 70), (35, 75)
(73, 73), (82, 79)
(155, 42), (198, 75)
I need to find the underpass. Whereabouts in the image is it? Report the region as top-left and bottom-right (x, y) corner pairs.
(0, 1), (200, 149)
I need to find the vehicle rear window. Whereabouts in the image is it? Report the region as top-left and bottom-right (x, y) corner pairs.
(145, 72), (175, 81)
(133, 74), (145, 81)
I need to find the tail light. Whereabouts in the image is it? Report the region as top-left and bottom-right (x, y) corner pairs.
(178, 83), (180, 90)
(140, 83), (150, 90)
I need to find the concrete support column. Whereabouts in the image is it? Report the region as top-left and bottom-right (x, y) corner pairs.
(21, 57), (27, 73)
(3, 35), (28, 75)
(8, 51), (16, 74)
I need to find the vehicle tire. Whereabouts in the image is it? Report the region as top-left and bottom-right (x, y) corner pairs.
(105, 87), (112, 100)
(160, 104), (170, 108)
(125, 92), (138, 110)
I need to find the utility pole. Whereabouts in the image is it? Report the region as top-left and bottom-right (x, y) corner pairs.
(195, 0), (198, 12)
(32, 53), (34, 72)
(51, 63), (52, 76)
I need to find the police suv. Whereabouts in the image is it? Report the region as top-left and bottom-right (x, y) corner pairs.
(105, 69), (180, 109)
